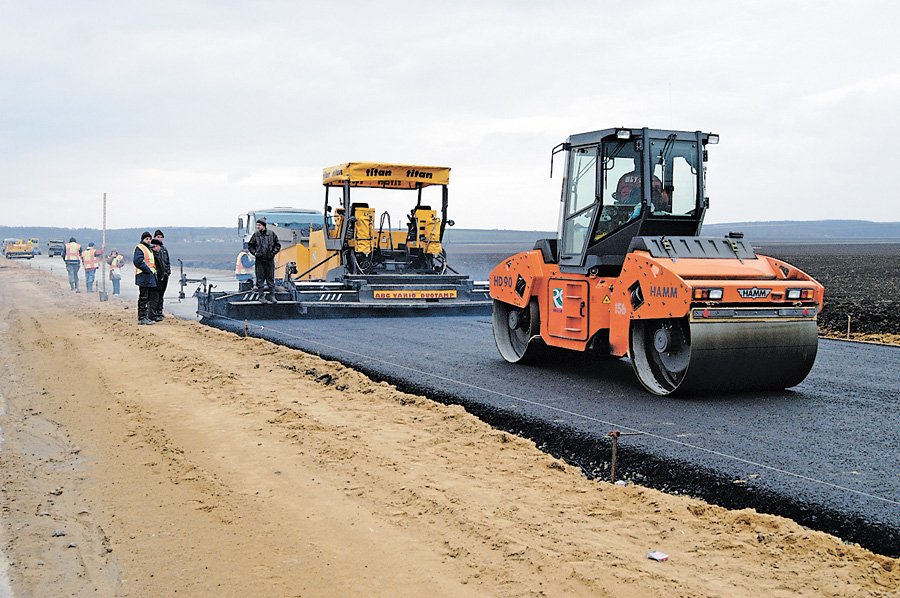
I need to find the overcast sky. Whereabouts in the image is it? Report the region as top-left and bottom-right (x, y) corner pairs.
(2, 0), (899, 231)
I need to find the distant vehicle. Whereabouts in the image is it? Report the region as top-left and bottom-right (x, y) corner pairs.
(3, 238), (34, 259)
(47, 239), (65, 257)
(237, 207), (325, 280)
(29, 238), (41, 255)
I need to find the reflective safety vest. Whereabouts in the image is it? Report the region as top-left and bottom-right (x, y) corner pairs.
(109, 254), (124, 278)
(235, 251), (253, 276)
(64, 242), (81, 261)
(135, 243), (156, 274)
(82, 248), (99, 270)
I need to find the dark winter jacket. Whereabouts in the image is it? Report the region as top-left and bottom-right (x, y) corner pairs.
(155, 244), (171, 280)
(133, 242), (158, 288)
(248, 228), (281, 261)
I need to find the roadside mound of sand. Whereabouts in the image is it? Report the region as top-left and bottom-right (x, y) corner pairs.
(0, 258), (898, 597)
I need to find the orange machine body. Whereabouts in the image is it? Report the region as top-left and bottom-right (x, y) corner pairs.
(490, 247), (824, 358)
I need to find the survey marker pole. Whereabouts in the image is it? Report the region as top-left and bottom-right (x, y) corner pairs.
(99, 192), (109, 301)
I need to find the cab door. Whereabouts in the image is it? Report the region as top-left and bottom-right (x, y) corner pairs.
(547, 278), (589, 341)
(558, 146), (599, 268)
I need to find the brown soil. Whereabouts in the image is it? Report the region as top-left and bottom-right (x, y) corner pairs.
(820, 330), (900, 347)
(1, 258), (898, 597)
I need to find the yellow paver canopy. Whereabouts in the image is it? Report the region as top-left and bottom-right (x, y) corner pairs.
(323, 162), (450, 189)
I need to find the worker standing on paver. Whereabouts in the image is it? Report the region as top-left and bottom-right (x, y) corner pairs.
(63, 237), (82, 292)
(133, 232), (158, 325)
(247, 216), (281, 304)
(81, 242), (104, 293)
(235, 242), (255, 291)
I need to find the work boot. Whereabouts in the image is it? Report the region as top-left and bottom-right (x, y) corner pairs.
(138, 318), (155, 325)
(258, 292), (267, 304)
(267, 293), (277, 304)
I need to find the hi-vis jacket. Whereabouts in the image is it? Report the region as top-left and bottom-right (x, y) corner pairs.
(108, 254), (125, 279)
(64, 241), (82, 263)
(133, 243), (157, 288)
(82, 247), (100, 270)
(235, 250), (254, 277)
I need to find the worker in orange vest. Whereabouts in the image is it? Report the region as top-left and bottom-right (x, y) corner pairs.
(107, 249), (126, 295)
(81, 242), (104, 292)
(235, 242), (255, 291)
(62, 237), (82, 292)
(133, 232), (158, 325)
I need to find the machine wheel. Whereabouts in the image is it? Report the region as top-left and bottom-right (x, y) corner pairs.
(492, 299), (540, 363)
(630, 317), (820, 396)
(630, 318), (691, 395)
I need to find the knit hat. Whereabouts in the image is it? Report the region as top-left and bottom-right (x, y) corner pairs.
(141, 231), (152, 240)
(257, 216), (267, 226)
(150, 238), (163, 246)
(88, 242), (95, 247)
(69, 237), (76, 242)
(154, 229), (164, 238)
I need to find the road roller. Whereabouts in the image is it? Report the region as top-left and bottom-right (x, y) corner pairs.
(489, 127), (824, 395)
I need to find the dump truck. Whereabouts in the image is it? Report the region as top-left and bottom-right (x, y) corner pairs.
(3, 238), (34, 259)
(197, 162), (491, 319)
(489, 127), (823, 395)
(47, 239), (65, 257)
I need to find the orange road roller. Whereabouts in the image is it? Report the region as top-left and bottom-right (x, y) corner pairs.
(489, 127), (824, 395)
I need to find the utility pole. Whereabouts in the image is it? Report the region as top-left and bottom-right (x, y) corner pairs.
(99, 192), (109, 301)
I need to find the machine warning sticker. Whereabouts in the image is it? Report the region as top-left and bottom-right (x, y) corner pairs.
(373, 290), (458, 299)
(602, 295), (611, 304)
(552, 288), (563, 309)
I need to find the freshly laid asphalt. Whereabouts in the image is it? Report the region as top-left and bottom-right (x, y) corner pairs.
(205, 312), (900, 557)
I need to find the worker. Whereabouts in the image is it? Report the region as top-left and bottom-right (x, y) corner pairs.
(150, 230), (171, 321)
(63, 237), (82, 292)
(81, 242), (104, 292)
(247, 216), (281, 304)
(614, 157), (669, 209)
(235, 241), (255, 291)
(107, 249), (125, 295)
(133, 232), (158, 325)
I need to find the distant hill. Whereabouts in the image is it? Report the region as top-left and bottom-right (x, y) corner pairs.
(701, 220), (900, 243)
(4, 220), (899, 258)
(0, 226), (235, 247)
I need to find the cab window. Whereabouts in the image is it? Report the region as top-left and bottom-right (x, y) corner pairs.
(593, 143), (643, 241)
(560, 147), (599, 256)
(650, 139), (700, 216)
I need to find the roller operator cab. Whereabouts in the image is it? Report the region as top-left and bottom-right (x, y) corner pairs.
(489, 127), (824, 395)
